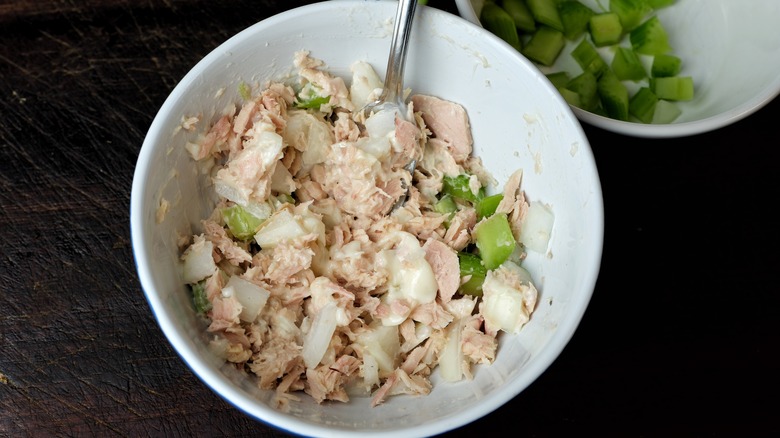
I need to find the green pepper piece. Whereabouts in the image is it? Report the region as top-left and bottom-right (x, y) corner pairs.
(221, 204), (265, 240)
(474, 212), (516, 270)
(442, 174), (485, 204)
(458, 252), (487, 297)
(191, 280), (212, 314)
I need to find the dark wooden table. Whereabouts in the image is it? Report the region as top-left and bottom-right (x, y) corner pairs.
(2, 1), (778, 436)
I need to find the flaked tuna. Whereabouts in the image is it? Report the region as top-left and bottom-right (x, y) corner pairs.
(177, 52), (544, 408)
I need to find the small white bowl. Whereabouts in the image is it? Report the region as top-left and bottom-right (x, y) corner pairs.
(131, 1), (603, 436)
(456, 0), (780, 138)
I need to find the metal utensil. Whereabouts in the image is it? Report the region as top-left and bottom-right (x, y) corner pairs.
(360, 0), (419, 212)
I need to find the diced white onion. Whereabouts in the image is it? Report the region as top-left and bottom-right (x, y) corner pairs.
(226, 276), (270, 323)
(270, 163), (295, 195)
(181, 239), (216, 284)
(519, 201), (554, 253)
(438, 319), (464, 382)
(481, 261), (535, 334)
(355, 136), (391, 160)
(379, 232), (438, 326)
(284, 110), (333, 171)
(482, 284), (524, 333)
(242, 200), (273, 222)
(361, 353), (380, 391)
(214, 179), (250, 206)
(302, 302), (338, 369)
(357, 323), (400, 373)
(364, 108), (397, 139)
(349, 60), (383, 108)
(207, 335), (230, 360)
(248, 130), (285, 169)
(399, 261), (438, 305)
(254, 209), (306, 248)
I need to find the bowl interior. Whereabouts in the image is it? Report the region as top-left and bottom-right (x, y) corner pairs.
(131, 2), (603, 436)
(457, 0), (780, 137)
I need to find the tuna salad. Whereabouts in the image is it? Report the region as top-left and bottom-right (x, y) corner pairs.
(178, 51), (551, 408)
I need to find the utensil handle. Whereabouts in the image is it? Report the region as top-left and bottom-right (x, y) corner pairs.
(381, 0), (418, 103)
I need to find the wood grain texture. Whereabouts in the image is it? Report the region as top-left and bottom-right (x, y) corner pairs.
(1, 0), (778, 437)
(0, 1), (315, 437)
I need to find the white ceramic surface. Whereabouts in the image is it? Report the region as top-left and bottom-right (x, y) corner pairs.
(455, 0), (780, 138)
(130, 2), (603, 437)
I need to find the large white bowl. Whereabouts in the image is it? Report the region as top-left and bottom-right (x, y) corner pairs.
(130, 1), (603, 436)
(456, 0), (780, 138)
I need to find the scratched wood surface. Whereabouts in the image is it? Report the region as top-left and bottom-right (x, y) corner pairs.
(1, 0), (778, 437)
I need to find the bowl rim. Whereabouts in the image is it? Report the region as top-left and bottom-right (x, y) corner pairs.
(130, 1), (604, 436)
(571, 78), (780, 138)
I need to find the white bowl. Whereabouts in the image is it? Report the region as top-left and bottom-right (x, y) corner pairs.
(456, 0), (780, 138)
(130, 1), (603, 436)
